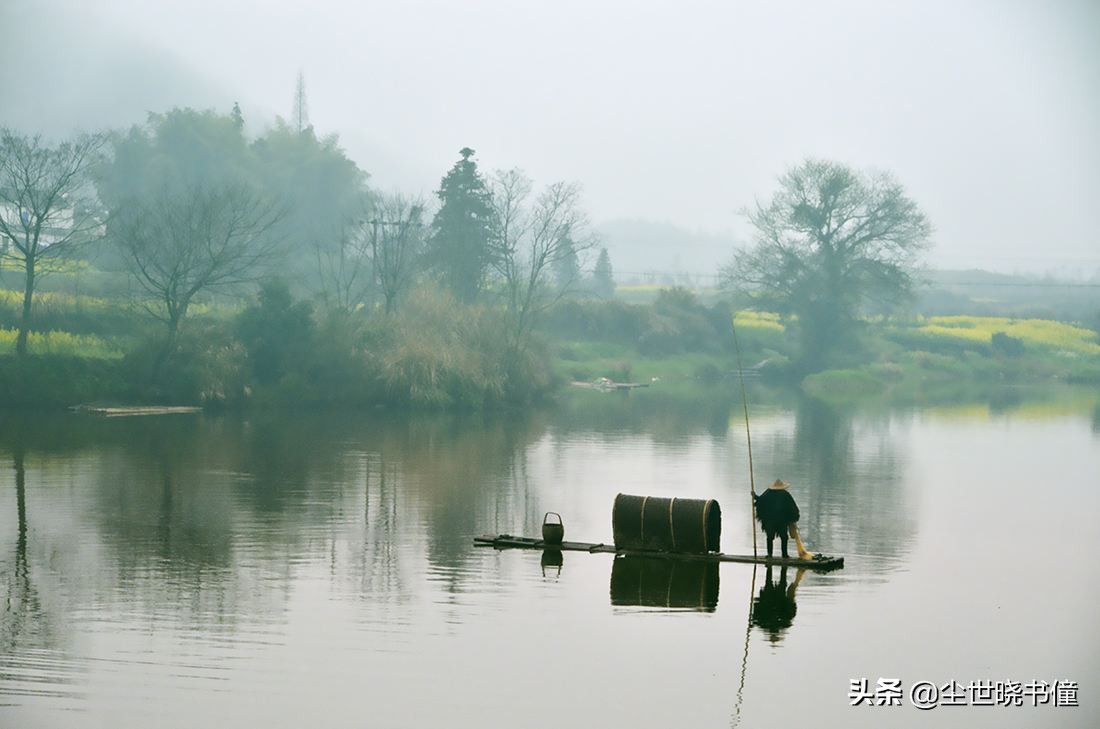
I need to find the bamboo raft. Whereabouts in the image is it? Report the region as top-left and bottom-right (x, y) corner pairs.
(71, 405), (203, 417)
(570, 380), (651, 391)
(474, 534), (844, 570)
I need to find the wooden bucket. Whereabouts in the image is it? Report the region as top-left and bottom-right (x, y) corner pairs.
(542, 512), (564, 546)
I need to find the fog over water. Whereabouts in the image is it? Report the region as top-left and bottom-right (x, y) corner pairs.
(3, 0), (1099, 275)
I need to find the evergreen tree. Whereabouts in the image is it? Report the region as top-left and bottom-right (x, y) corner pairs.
(427, 147), (495, 303)
(551, 232), (581, 290)
(592, 247), (615, 298)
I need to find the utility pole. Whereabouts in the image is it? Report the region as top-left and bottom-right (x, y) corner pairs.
(365, 217), (424, 314)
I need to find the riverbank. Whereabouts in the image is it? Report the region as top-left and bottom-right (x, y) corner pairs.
(3, 284), (1098, 410)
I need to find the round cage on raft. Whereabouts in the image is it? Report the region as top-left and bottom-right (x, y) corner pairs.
(612, 493), (722, 554)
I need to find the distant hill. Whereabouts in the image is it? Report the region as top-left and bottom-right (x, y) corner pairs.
(1, 0), (233, 137)
(918, 269), (1100, 322)
(593, 219), (738, 286)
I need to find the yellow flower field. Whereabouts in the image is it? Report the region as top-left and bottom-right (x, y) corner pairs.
(917, 316), (1100, 355)
(734, 309), (785, 332)
(0, 328), (123, 359)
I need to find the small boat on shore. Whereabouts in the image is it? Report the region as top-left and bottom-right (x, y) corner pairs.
(570, 377), (651, 391)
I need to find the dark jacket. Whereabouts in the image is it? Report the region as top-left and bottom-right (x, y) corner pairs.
(754, 488), (800, 534)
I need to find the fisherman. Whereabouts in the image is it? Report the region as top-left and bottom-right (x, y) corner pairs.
(753, 479), (814, 560)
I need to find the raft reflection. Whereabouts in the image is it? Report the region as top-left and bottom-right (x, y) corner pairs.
(609, 556), (719, 612)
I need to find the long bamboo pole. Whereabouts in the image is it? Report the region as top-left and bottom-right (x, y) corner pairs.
(730, 313), (758, 559)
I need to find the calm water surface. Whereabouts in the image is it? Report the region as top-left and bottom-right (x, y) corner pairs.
(1, 389), (1098, 728)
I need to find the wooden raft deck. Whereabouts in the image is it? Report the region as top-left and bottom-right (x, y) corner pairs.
(474, 534), (844, 570)
(71, 405), (203, 417)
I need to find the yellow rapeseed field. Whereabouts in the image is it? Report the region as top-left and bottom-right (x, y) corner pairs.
(734, 310), (784, 332)
(918, 316), (1100, 355)
(0, 328), (122, 358)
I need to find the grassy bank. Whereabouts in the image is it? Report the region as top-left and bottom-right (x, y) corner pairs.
(0, 284), (556, 410)
(543, 299), (1100, 401)
(3, 279), (1098, 410)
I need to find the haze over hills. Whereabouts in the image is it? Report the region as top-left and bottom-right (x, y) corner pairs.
(0, 2), (231, 137)
(5, 0), (1099, 280)
(592, 219), (737, 284)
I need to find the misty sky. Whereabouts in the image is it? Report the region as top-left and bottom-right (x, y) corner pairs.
(3, 0), (1098, 275)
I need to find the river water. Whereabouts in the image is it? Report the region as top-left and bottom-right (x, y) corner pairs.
(1, 388), (1097, 728)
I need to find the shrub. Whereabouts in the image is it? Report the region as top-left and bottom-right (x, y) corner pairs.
(123, 319), (248, 405)
(991, 331), (1025, 357)
(607, 360), (633, 382)
(236, 280), (316, 385)
(379, 288), (553, 408)
(0, 355), (130, 406)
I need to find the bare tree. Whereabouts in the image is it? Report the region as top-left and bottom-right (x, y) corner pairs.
(0, 130), (104, 356)
(314, 214), (375, 314)
(110, 183), (284, 365)
(489, 169), (595, 352)
(723, 159), (931, 369)
(370, 193), (426, 315)
(314, 193), (426, 315)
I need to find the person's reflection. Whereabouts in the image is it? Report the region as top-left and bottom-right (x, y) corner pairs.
(752, 566), (805, 644)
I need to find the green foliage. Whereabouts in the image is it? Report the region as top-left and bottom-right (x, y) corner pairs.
(0, 356), (130, 406)
(251, 120), (369, 286)
(427, 148), (495, 303)
(542, 292), (760, 358)
(122, 319), (249, 405)
(99, 106), (371, 297)
(98, 108), (253, 205)
(379, 288), (552, 407)
(236, 280), (316, 385)
(991, 331), (1025, 357)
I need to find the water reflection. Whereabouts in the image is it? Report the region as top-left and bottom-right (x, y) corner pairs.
(2, 444), (81, 703)
(1, 388), (1091, 727)
(3, 448), (40, 652)
(540, 549), (563, 579)
(609, 556), (720, 612)
(761, 397), (916, 571)
(751, 566), (804, 644)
